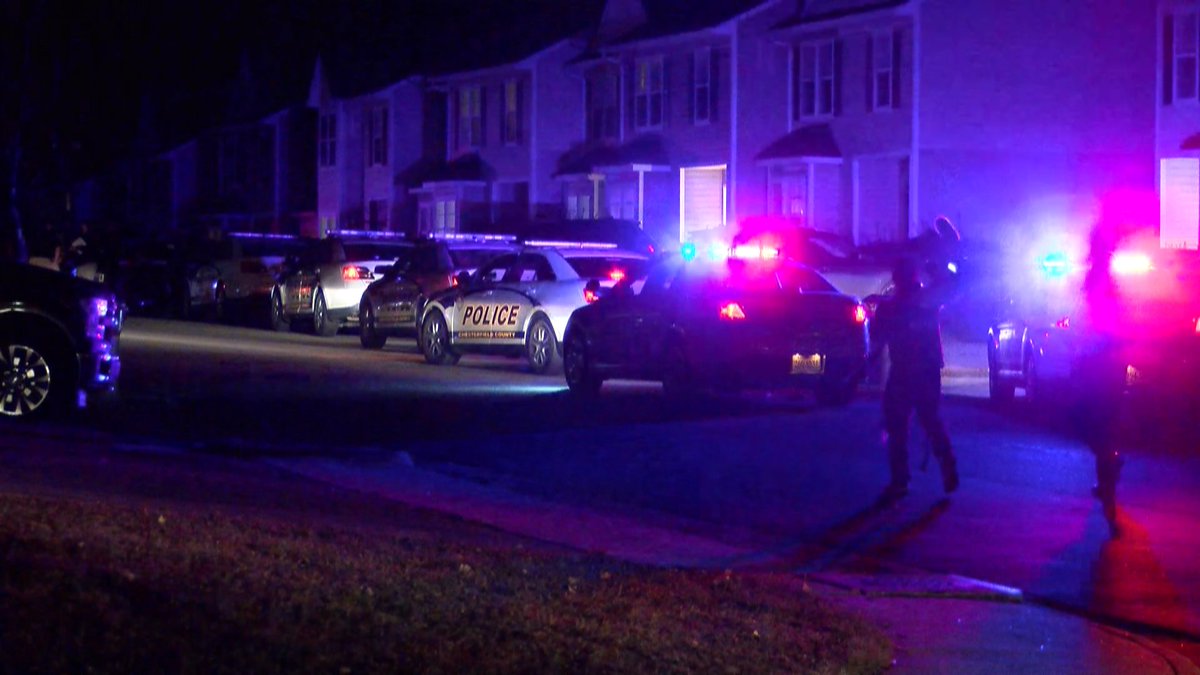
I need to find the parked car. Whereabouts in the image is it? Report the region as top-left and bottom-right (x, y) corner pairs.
(418, 244), (650, 373)
(358, 234), (517, 349)
(270, 232), (413, 336)
(183, 232), (312, 323)
(561, 249), (868, 405)
(0, 261), (122, 418)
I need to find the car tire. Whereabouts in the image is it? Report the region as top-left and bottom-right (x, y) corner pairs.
(269, 291), (290, 333)
(313, 290), (338, 337)
(816, 377), (857, 407)
(420, 310), (459, 365)
(0, 324), (74, 419)
(359, 301), (387, 350)
(988, 347), (1015, 402)
(563, 328), (602, 396)
(525, 314), (559, 375)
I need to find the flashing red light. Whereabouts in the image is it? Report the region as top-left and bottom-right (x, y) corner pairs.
(853, 304), (867, 324)
(719, 301), (746, 321)
(1055, 316), (1071, 329)
(342, 265), (371, 281)
(451, 275), (459, 287)
(609, 268), (626, 283)
(584, 288), (600, 304)
(730, 244), (781, 260)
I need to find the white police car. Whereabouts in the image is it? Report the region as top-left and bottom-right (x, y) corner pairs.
(417, 243), (648, 373)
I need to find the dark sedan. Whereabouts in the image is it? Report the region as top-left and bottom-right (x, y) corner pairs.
(561, 249), (869, 405)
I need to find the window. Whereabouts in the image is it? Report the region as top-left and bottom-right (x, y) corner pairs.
(478, 254), (519, 283)
(566, 194), (592, 220)
(318, 113), (337, 167)
(872, 32), (894, 110)
(693, 48), (711, 124)
(435, 199), (457, 235)
(367, 199), (388, 230)
(795, 41), (835, 119)
(1176, 12), (1199, 101)
(634, 57), (665, 129)
(503, 80), (522, 144)
(366, 107), (388, 165)
(457, 86), (482, 150)
(586, 69), (620, 140)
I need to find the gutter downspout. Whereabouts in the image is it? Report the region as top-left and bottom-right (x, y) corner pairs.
(910, 0), (922, 239)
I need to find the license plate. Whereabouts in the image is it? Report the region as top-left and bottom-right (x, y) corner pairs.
(791, 353), (825, 375)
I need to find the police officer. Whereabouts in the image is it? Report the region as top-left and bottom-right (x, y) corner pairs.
(869, 221), (961, 500)
(1074, 225), (1126, 537)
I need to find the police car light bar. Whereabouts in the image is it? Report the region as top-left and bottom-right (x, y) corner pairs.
(327, 229), (408, 240)
(434, 233), (517, 243)
(731, 243), (781, 260)
(227, 232), (300, 240)
(523, 239), (619, 249)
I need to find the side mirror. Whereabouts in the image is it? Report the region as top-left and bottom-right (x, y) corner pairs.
(454, 271), (473, 289)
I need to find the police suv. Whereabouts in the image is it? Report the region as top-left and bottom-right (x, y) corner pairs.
(417, 242), (649, 373)
(988, 238), (1200, 403)
(561, 243), (870, 404)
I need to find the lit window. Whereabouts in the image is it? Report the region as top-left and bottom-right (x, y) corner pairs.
(795, 41), (835, 119)
(872, 32), (894, 110)
(435, 199), (457, 235)
(503, 80), (522, 144)
(457, 86), (482, 150)
(693, 48), (711, 124)
(318, 113), (337, 167)
(634, 57), (665, 129)
(1176, 12), (1199, 101)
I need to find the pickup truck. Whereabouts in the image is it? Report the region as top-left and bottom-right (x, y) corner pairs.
(0, 261), (122, 418)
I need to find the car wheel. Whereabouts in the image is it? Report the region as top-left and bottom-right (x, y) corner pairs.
(420, 310), (459, 365)
(313, 290), (338, 337)
(359, 301), (387, 350)
(270, 291), (290, 332)
(816, 377), (857, 407)
(525, 314), (559, 374)
(988, 347), (1015, 402)
(0, 328), (72, 419)
(661, 342), (694, 403)
(563, 329), (602, 396)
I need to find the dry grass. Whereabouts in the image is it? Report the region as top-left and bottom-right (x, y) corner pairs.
(0, 492), (891, 674)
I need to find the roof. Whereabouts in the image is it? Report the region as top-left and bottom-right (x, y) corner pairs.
(555, 136), (672, 175)
(756, 124), (841, 161)
(321, 0), (604, 98)
(607, 0), (767, 44)
(774, 0), (909, 29)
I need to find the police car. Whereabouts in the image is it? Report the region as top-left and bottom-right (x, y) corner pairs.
(270, 232), (414, 336)
(185, 232), (309, 322)
(988, 239), (1200, 402)
(417, 243), (649, 373)
(561, 242), (870, 404)
(358, 234), (517, 349)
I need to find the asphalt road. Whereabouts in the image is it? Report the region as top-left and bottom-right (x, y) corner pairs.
(14, 318), (1200, 654)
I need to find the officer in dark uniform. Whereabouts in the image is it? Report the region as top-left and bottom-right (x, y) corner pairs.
(1074, 226), (1126, 537)
(869, 222), (961, 500)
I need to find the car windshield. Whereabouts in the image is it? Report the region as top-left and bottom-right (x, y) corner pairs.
(450, 248), (509, 271)
(342, 242), (412, 262)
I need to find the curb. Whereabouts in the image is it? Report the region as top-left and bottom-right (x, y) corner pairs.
(809, 572), (1022, 602)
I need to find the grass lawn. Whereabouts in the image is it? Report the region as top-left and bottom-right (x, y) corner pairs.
(0, 490), (891, 674)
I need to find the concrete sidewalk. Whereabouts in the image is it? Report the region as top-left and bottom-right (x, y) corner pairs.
(274, 455), (1199, 674)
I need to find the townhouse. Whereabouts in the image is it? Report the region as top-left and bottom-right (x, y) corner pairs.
(1160, 0), (1200, 249)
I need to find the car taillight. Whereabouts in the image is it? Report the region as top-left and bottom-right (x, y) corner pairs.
(451, 275), (459, 287)
(609, 268), (626, 283)
(853, 304), (867, 324)
(584, 288), (600, 303)
(241, 260), (268, 274)
(719, 301), (746, 321)
(342, 265), (372, 281)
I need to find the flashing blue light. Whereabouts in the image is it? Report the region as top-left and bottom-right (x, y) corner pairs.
(1038, 252), (1072, 278)
(681, 242), (697, 261)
